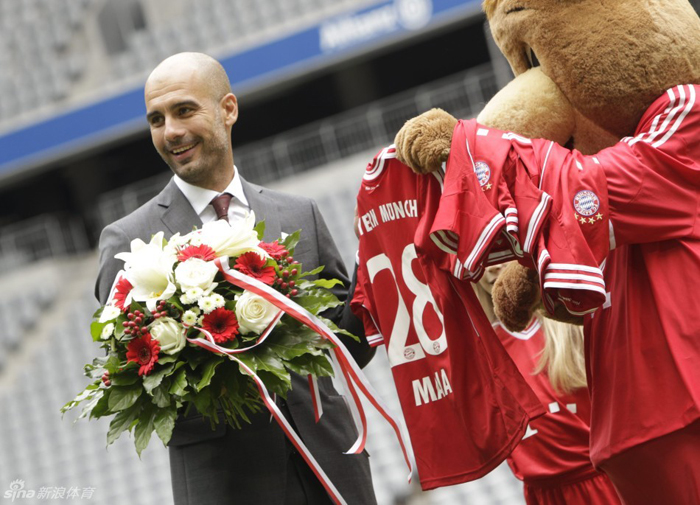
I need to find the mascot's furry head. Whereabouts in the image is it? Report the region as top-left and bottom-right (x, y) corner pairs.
(394, 0), (700, 329)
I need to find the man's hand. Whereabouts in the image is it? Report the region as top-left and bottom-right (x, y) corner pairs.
(394, 108), (458, 175)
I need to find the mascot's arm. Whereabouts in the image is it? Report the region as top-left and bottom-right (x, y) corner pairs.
(395, 69), (582, 330)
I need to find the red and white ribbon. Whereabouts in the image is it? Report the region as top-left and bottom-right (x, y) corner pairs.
(211, 259), (413, 475)
(187, 325), (348, 504)
(174, 258), (413, 504)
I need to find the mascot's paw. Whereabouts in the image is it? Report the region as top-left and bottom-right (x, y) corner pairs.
(542, 302), (585, 326)
(492, 262), (541, 332)
(493, 262), (585, 330)
(394, 108), (457, 174)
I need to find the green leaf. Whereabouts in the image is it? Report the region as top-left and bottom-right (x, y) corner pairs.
(257, 371), (291, 398)
(154, 405), (178, 446)
(186, 350), (210, 370)
(110, 369), (139, 386)
(298, 266), (324, 278)
(240, 347), (287, 378)
(266, 331), (329, 361)
(152, 380), (171, 408)
(90, 321), (107, 341)
(108, 384), (142, 412)
(143, 363), (174, 394)
(103, 354), (122, 375)
(88, 390), (111, 419)
(254, 220), (266, 241)
(237, 349), (291, 395)
(157, 354), (178, 365)
(107, 406), (140, 446)
(168, 368), (188, 397)
(62, 384), (102, 416)
(134, 405), (156, 457)
(293, 292), (342, 316)
(311, 278), (344, 290)
(285, 354), (335, 378)
(196, 356), (225, 391)
(318, 316), (360, 342)
(281, 229), (301, 252)
(191, 387), (214, 416)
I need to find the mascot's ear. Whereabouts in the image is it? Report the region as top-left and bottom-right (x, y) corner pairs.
(477, 68), (575, 146)
(394, 108), (457, 174)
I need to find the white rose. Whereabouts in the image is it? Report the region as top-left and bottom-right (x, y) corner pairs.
(100, 323), (115, 340)
(235, 291), (280, 335)
(198, 212), (267, 258)
(115, 232), (177, 311)
(149, 317), (186, 355)
(99, 305), (121, 323)
(175, 258), (219, 291)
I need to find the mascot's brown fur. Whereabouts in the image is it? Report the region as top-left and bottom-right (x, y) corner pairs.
(395, 0), (700, 330)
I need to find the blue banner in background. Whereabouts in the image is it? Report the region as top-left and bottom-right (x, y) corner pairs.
(0, 0), (481, 178)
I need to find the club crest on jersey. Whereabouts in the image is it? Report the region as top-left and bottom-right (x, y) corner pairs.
(474, 161), (491, 189)
(404, 348), (416, 360)
(573, 190), (600, 216)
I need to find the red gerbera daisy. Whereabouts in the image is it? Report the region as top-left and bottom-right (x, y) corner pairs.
(259, 240), (288, 260)
(113, 276), (133, 312)
(202, 307), (239, 344)
(178, 244), (217, 262)
(235, 252), (276, 285)
(126, 333), (160, 376)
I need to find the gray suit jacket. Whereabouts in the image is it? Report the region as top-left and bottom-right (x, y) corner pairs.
(96, 177), (376, 505)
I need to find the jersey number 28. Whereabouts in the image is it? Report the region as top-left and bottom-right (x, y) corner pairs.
(367, 244), (447, 367)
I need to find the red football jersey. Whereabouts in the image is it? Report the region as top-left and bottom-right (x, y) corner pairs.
(351, 146), (545, 490)
(493, 321), (599, 484)
(444, 120), (610, 316)
(584, 84), (700, 464)
(446, 84), (700, 466)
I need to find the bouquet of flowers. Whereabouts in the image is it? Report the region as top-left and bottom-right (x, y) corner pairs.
(62, 213), (354, 456)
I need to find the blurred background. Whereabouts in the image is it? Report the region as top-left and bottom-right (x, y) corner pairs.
(1, 0), (698, 503)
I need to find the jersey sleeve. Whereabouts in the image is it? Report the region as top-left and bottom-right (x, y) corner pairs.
(350, 253), (384, 348)
(526, 142), (610, 315)
(424, 120), (508, 279)
(599, 84), (700, 247)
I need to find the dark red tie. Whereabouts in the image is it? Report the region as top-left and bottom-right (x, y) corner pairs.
(210, 193), (232, 222)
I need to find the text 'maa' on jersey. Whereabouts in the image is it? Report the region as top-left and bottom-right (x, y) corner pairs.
(441, 120), (611, 317)
(351, 146), (545, 490)
(493, 321), (601, 485)
(583, 84), (700, 465)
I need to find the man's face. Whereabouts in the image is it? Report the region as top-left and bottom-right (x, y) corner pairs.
(145, 69), (235, 189)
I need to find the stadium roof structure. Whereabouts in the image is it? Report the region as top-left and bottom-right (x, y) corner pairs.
(0, 0), (481, 182)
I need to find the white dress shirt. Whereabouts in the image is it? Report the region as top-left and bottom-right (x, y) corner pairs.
(173, 166), (250, 225)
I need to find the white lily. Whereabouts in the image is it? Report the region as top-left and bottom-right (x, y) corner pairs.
(115, 232), (177, 311)
(198, 211), (267, 258)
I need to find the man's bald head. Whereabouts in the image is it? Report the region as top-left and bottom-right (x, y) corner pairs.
(146, 52), (232, 103)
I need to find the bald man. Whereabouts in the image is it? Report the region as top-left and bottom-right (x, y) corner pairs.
(96, 52), (376, 505)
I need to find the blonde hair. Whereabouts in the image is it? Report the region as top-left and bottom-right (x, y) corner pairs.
(535, 314), (587, 394)
(472, 278), (587, 394)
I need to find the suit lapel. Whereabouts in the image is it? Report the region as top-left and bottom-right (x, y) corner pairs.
(240, 177), (281, 242)
(157, 179), (203, 235)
